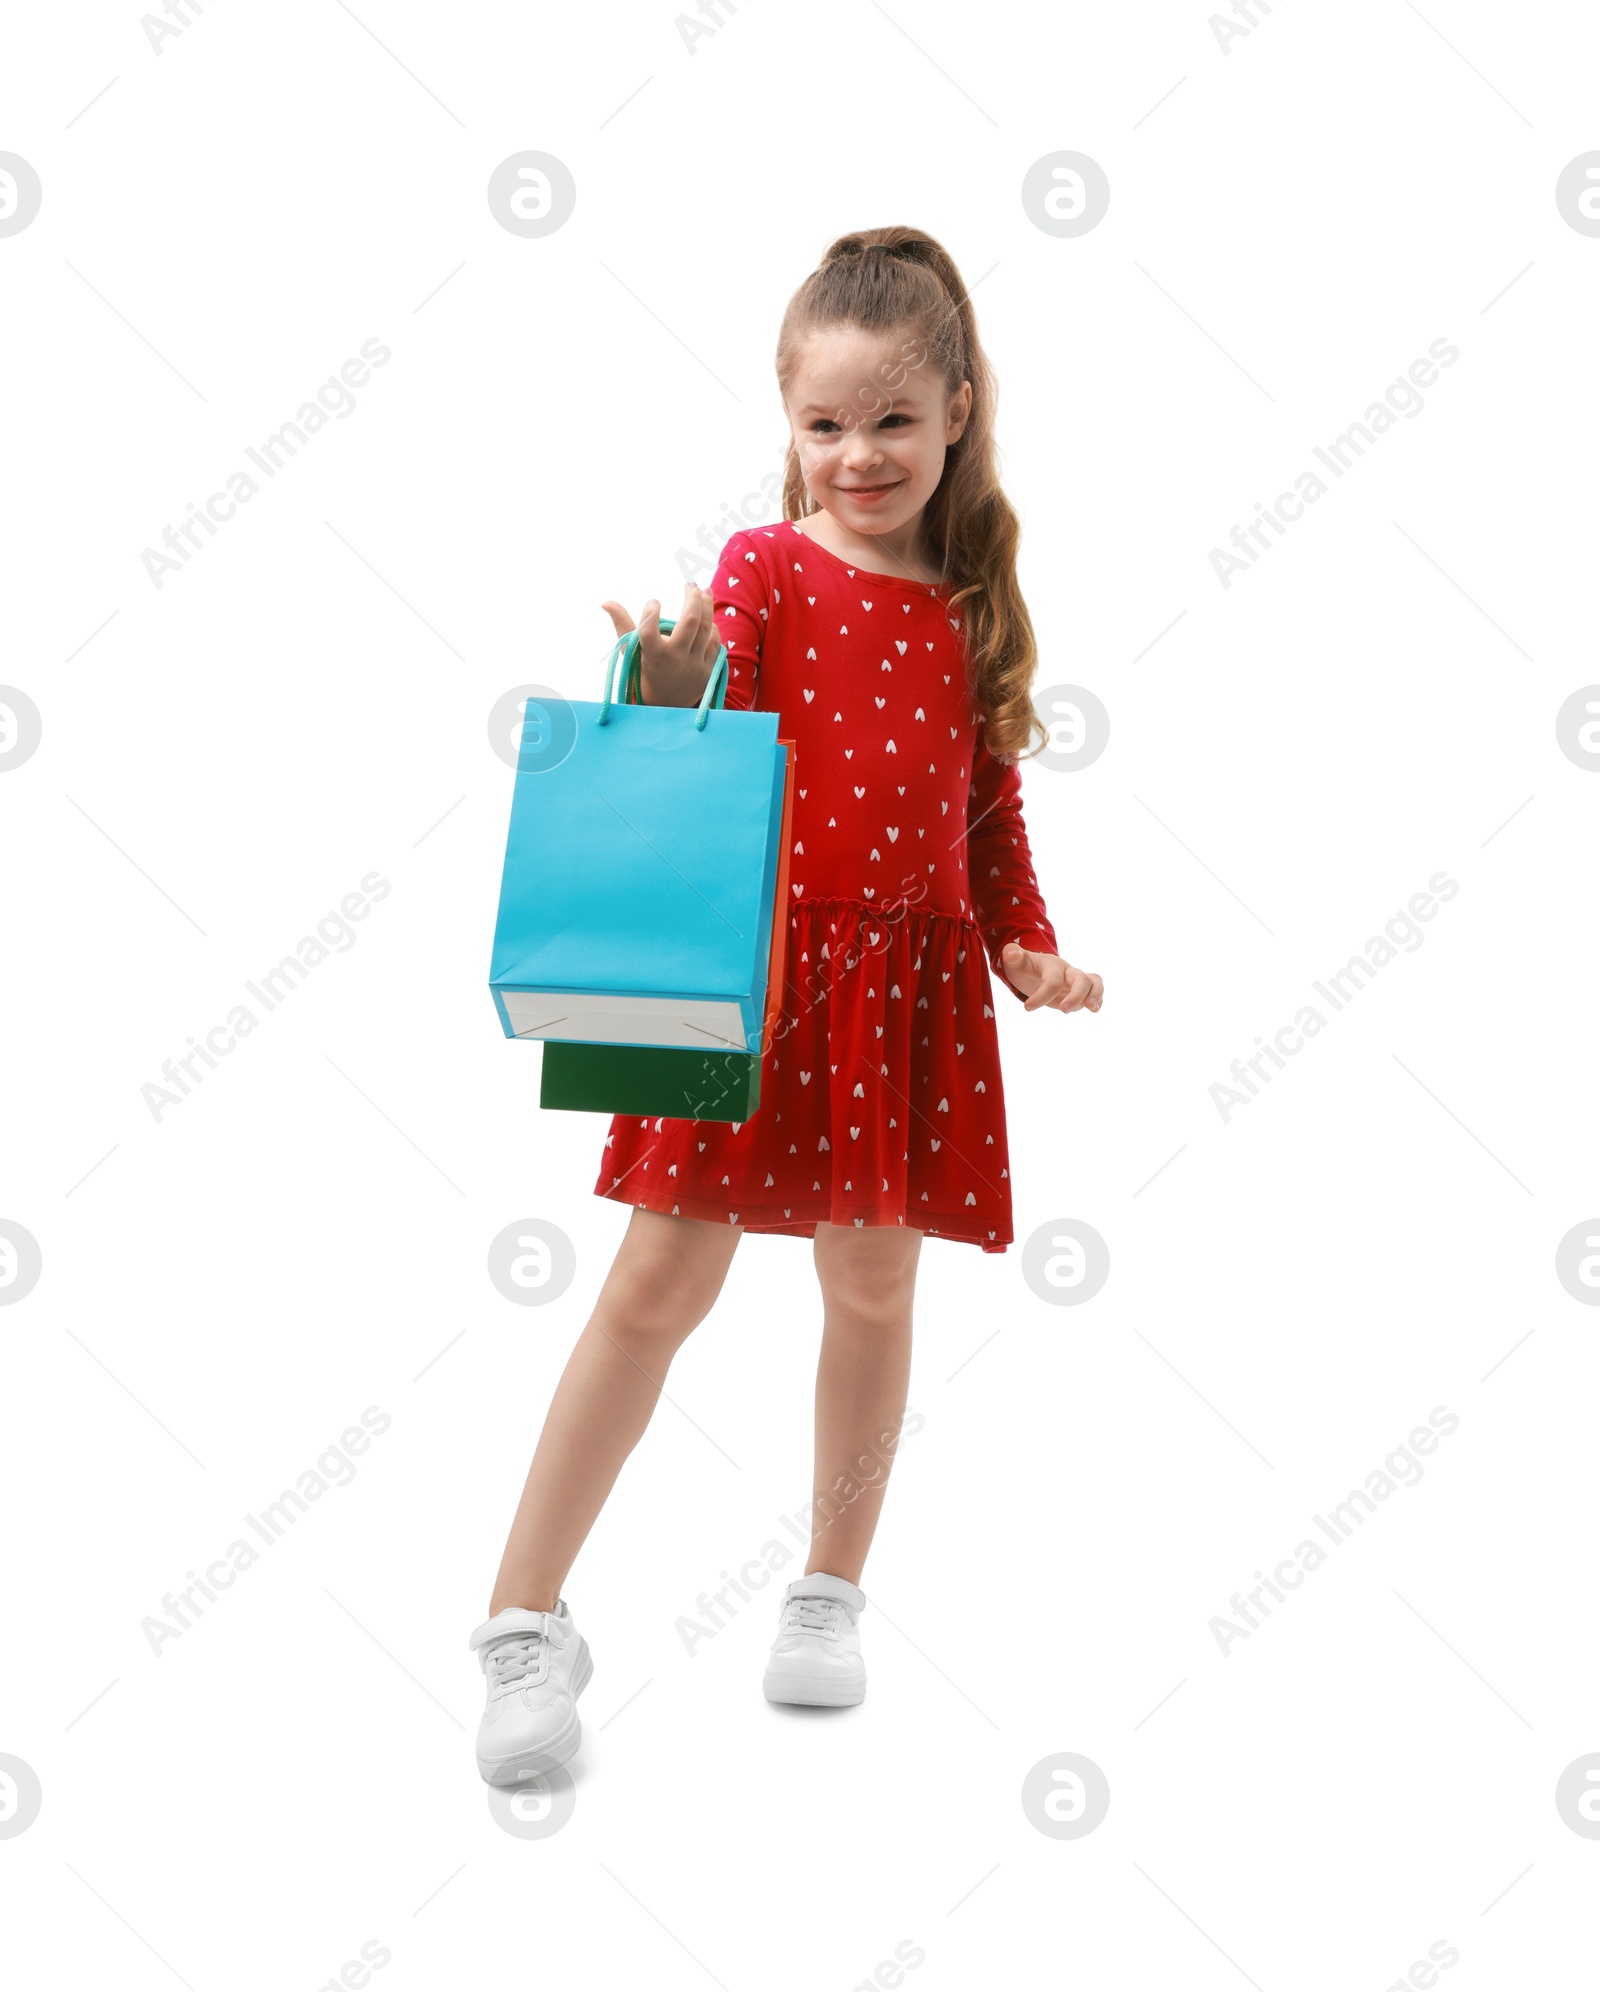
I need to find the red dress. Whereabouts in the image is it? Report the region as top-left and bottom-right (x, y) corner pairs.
(591, 519), (1059, 1252)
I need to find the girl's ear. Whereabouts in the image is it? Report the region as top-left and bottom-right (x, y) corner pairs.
(945, 379), (973, 443)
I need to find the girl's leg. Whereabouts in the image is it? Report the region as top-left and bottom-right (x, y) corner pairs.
(805, 1221), (923, 1585)
(489, 1207), (742, 1615)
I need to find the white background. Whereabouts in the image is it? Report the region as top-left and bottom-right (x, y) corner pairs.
(3, 1), (1598, 1985)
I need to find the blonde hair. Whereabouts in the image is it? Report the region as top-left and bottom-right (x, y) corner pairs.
(775, 225), (1043, 760)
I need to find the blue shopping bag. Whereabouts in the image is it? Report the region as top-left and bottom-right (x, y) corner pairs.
(489, 624), (785, 1055)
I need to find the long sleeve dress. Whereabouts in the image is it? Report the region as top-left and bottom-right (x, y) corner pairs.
(590, 518), (1059, 1252)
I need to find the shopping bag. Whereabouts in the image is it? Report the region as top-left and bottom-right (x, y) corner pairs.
(538, 733), (796, 1121)
(539, 1042), (763, 1122)
(490, 621), (785, 1055)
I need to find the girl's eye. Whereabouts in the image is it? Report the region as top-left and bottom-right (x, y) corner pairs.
(805, 411), (912, 436)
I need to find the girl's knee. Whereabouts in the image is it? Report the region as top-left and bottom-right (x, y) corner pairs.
(816, 1233), (920, 1322)
(604, 1217), (735, 1344)
(603, 1269), (710, 1349)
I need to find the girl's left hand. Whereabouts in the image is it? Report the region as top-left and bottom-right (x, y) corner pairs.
(1001, 944), (1103, 1015)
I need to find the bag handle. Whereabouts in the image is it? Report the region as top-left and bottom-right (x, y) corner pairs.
(597, 618), (728, 731)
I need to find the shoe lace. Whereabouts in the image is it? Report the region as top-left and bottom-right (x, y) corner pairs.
(784, 1596), (847, 1637)
(485, 1630), (546, 1689)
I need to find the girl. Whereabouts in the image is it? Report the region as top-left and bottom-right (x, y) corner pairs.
(470, 227), (1102, 1787)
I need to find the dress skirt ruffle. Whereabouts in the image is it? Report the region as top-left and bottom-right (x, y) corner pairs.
(593, 896), (1015, 1251)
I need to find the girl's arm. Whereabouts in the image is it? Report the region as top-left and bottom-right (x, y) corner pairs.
(966, 727), (1102, 1015)
(965, 726), (1059, 1000)
(708, 532), (767, 711)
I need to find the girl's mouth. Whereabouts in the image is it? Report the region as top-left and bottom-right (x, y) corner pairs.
(837, 481), (901, 504)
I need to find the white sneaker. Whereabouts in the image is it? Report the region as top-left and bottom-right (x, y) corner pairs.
(762, 1572), (867, 1707)
(468, 1602), (592, 1785)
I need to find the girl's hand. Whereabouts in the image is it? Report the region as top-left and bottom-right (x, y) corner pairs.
(600, 584), (724, 708)
(1001, 943), (1103, 1015)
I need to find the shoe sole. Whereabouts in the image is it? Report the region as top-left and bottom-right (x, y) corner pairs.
(762, 1670), (865, 1708)
(477, 1641), (593, 1786)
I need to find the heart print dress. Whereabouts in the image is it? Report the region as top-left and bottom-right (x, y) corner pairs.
(591, 519), (1060, 1252)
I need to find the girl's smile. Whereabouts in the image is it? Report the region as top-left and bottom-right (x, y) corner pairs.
(836, 478), (903, 504)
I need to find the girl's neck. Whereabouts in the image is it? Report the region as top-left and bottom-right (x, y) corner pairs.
(793, 508), (946, 588)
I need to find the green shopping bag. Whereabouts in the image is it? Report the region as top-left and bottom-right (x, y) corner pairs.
(540, 1040), (764, 1120)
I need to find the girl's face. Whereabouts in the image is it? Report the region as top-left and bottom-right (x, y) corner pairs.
(784, 324), (972, 539)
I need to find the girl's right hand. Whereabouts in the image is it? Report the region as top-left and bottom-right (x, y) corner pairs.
(600, 583), (723, 707)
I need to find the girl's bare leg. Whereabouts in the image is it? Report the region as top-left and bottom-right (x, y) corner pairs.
(805, 1221), (922, 1585)
(488, 1207), (742, 1615)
